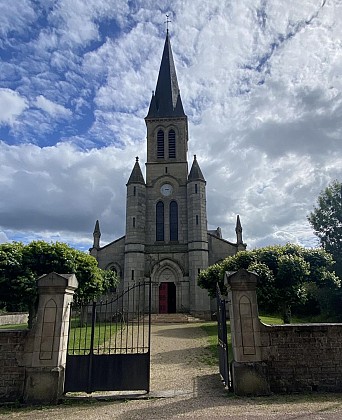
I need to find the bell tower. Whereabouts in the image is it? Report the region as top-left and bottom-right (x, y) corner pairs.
(144, 31), (190, 246)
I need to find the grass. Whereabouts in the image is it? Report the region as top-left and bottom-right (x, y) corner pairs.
(200, 321), (232, 365)
(67, 318), (123, 354)
(259, 314), (283, 325)
(0, 323), (28, 330)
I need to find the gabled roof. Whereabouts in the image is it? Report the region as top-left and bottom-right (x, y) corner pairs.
(146, 32), (186, 119)
(127, 157), (145, 185)
(188, 155), (205, 182)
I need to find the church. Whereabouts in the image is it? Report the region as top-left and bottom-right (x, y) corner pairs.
(89, 32), (246, 318)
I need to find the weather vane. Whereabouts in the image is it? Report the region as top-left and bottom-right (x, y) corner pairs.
(165, 14), (171, 33)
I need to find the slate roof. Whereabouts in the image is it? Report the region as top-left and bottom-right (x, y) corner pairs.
(188, 155), (205, 182)
(146, 32), (186, 118)
(93, 219), (101, 235)
(127, 157), (145, 185)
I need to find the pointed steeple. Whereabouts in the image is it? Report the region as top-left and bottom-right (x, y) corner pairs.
(93, 219), (101, 249)
(188, 155), (205, 182)
(94, 219), (101, 235)
(235, 215), (243, 244)
(146, 32), (186, 118)
(127, 157), (145, 185)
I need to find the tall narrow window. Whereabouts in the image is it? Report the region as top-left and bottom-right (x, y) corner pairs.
(196, 215), (199, 225)
(168, 129), (176, 158)
(156, 201), (164, 241)
(170, 201), (178, 241)
(131, 270), (134, 280)
(157, 130), (164, 159)
(195, 184), (198, 194)
(133, 186), (136, 196)
(133, 217), (136, 228)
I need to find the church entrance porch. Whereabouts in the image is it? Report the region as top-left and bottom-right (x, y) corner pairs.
(150, 259), (189, 314)
(159, 282), (176, 313)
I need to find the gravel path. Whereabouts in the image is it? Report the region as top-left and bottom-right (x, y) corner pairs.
(1, 322), (342, 419)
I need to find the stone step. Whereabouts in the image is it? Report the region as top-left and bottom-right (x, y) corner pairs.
(148, 313), (202, 324)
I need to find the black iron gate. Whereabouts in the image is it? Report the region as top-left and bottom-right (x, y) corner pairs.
(216, 283), (232, 391)
(64, 280), (151, 393)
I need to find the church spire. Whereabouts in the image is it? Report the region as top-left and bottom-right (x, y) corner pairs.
(93, 219), (101, 249)
(146, 32), (185, 118)
(188, 155), (205, 182)
(235, 215), (243, 245)
(127, 156), (145, 185)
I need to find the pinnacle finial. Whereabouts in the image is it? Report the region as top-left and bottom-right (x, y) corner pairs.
(236, 215), (243, 245)
(194, 154), (197, 161)
(93, 219), (101, 249)
(136, 156), (139, 162)
(165, 14), (171, 34)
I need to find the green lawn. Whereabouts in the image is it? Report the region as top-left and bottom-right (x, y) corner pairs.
(259, 314), (284, 324)
(0, 323), (28, 330)
(67, 317), (124, 354)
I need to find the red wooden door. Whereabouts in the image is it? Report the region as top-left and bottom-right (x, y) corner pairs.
(159, 282), (168, 313)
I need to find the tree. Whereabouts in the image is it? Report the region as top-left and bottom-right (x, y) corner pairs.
(198, 244), (340, 322)
(308, 180), (342, 278)
(0, 241), (119, 326)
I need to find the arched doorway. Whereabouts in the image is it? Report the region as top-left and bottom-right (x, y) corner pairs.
(150, 261), (185, 314)
(159, 282), (176, 313)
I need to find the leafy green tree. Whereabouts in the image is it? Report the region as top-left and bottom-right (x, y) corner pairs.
(308, 180), (342, 278)
(0, 241), (119, 327)
(198, 244), (340, 322)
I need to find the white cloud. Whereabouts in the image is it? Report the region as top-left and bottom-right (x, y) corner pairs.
(34, 95), (72, 119)
(0, 89), (28, 126)
(0, 231), (9, 244)
(0, 0), (36, 44)
(0, 140), (139, 244)
(0, 0), (341, 253)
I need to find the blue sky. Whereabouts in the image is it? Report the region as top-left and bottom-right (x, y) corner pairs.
(0, 0), (341, 251)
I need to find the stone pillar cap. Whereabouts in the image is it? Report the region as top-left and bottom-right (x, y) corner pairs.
(37, 272), (78, 292)
(224, 268), (258, 291)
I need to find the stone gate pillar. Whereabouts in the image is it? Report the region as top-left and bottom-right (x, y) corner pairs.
(225, 269), (270, 396)
(24, 272), (78, 404)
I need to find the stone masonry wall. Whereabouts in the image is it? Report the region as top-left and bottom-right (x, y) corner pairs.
(0, 313), (28, 326)
(0, 330), (27, 402)
(260, 323), (342, 393)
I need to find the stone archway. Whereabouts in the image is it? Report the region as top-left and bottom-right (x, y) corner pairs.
(151, 260), (187, 314)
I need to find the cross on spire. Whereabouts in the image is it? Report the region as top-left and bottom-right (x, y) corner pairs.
(165, 14), (171, 33)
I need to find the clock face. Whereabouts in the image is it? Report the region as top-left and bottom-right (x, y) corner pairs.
(160, 183), (173, 196)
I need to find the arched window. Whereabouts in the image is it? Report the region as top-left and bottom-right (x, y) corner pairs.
(168, 129), (176, 158)
(156, 201), (164, 241)
(157, 130), (164, 159)
(170, 201), (178, 241)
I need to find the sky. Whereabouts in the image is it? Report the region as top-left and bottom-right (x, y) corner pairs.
(0, 0), (341, 252)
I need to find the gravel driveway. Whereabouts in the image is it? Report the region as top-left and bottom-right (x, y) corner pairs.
(1, 322), (342, 419)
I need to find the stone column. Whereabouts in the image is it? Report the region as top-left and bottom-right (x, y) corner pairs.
(24, 272), (78, 404)
(225, 269), (270, 396)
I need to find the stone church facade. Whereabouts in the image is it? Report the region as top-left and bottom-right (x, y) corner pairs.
(90, 32), (246, 318)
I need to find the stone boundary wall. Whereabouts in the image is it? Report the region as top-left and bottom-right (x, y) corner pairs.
(0, 273), (78, 404)
(260, 323), (342, 393)
(0, 313), (28, 326)
(226, 269), (342, 396)
(0, 330), (28, 402)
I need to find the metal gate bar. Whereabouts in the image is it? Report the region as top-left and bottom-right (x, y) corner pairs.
(65, 280), (151, 393)
(216, 283), (232, 391)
